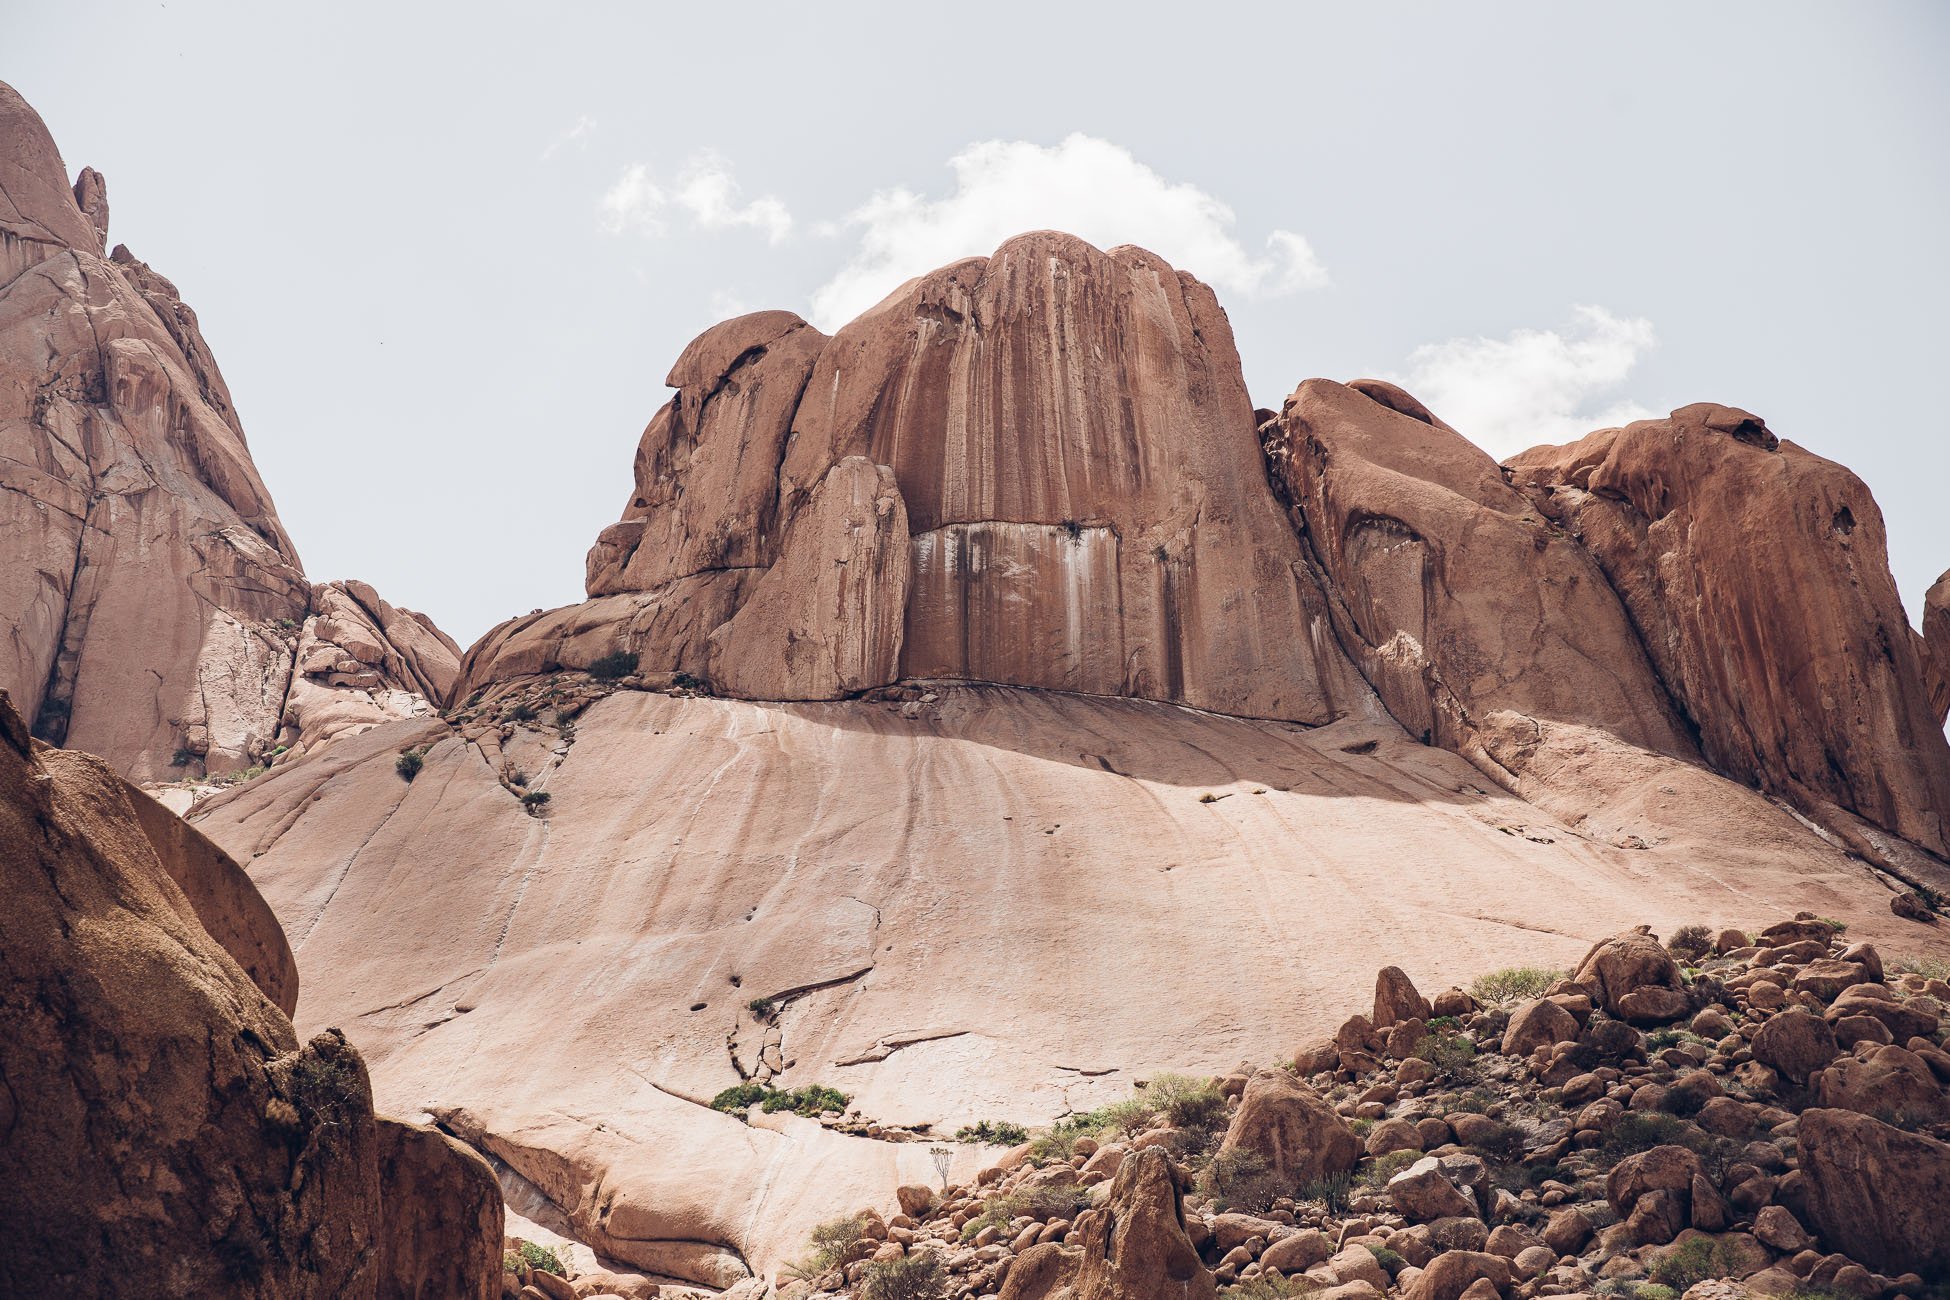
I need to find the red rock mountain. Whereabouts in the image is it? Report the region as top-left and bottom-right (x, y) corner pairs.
(4, 80), (1950, 1291)
(0, 81), (456, 783)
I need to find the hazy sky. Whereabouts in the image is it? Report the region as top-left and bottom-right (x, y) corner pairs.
(14, 3), (1949, 648)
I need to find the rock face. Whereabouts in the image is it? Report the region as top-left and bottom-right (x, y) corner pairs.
(1217, 1069), (1361, 1189)
(1798, 1107), (1950, 1277)
(1507, 405), (1950, 861)
(0, 81), (449, 781)
(1924, 567), (1950, 724)
(0, 689), (499, 1295)
(470, 232), (1373, 720)
(1265, 379), (1694, 818)
(1069, 1148), (1215, 1300)
(374, 1119), (504, 1300)
(282, 580), (460, 759)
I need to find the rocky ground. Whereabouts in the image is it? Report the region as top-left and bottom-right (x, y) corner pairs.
(572, 920), (1950, 1300)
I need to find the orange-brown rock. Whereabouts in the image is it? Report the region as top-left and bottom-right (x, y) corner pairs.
(586, 311), (826, 596)
(707, 457), (908, 700)
(1069, 1147), (1215, 1300)
(1217, 1068), (1362, 1189)
(374, 1119), (504, 1300)
(0, 687), (501, 1295)
(1924, 568), (1950, 724)
(779, 231), (1369, 720)
(1573, 927), (1690, 1025)
(1798, 1107), (1950, 1277)
(0, 81), (451, 780)
(1266, 379), (1695, 817)
(283, 580), (461, 757)
(1506, 405), (1950, 860)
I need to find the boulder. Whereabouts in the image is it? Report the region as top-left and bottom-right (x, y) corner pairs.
(1216, 1069), (1362, 1189)
(1375, 966), (1434, 1027)
(997, 1241), (1080, 1300)
(1814, 1044), (1950, 1124)
(1798, 1108), (1950, 1277)
(1400, 1250), (1510, 1300)
(1389, 1157), (1480, 1222)
(1751, 1010), (1840, 1083)
(1574, 928), (1691, 1024)
(1501, 998), (1580, 1057)
(375, 1119), (504, 1300)
(1825, 984), (1938, 1041)
(1606, 1145), (1710, 1245)
(1069, 1147), (1215, 1300)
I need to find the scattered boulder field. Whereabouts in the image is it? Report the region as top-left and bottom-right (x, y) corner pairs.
(700, 922), (1950, 1300)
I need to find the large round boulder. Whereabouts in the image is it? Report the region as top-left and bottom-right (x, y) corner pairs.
(1216, 1069), (1362, 1190)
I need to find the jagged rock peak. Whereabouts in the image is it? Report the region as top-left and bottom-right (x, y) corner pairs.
(0, 79), (101, 254)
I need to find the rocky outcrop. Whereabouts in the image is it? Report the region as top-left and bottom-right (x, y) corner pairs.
(281, 580), (460, 758)
(0, 81), (450, 781)
(472, 232), (1374, 719)
(1924, 567), (1950, 724)
(1572, 927), (1690, 1026)
(1069, 1148), (1215, 1300)
(0, 688), (500, 1296)
(374, 1119), (504, 1300)
(1506, 405), (1950, 861)
(1217, 1069), (1361, 1190)
(708, 457), (909, 700)
(1265, 379), (1694, 819)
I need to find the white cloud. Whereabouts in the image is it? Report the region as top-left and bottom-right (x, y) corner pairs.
(807, 134), (1328, 330)
(1385, 306), (1659, 458)
(598, 154), (792, 243)
(541, 114), (596, 160)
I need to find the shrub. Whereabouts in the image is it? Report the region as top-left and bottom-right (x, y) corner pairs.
(1222, 1276), (1316, 1300)
(1149, 1072), (1228, 1132)
(960, 1186), (1093, 1241)
(1893, 954), (1950, 982)
(1599, 1112), (1691, 1162)
(520, 790), (551, 811)
(709, 1082), (773, 1116)
(170, 747), (195, 768)
(1059, 518), (1085, 540)
(784, 1213), (867, 1278)
(672, 670), (708, 691)
(761, 1084), (850, 1117)
(395, 747), (426, 781)
(1296, 1172), (1353, 1213)
(1368, 1245), (1405, 1273)
(1631, 1287), (1678, 1300)
(1357, 1148), (1423, 1188)
(507, 701), (537, 723)
(747, 996), (776, 1021)
(289, 1052), (362, 1125)
(1465, 1119), (1526, 1165)
(588, 650), (640, 680)
(1469, 966), (1566, 1005)
(504, 1240), (570, 1277)
(955, 1119), (1029, 1145)
(1415, 1030), (1479, 1077)
(862, 1251), (946, 1300)
(1666, 924), (1714, 961)
(1199, 1148), (1285, 1212)
(1648, 1236), (1746, 1291)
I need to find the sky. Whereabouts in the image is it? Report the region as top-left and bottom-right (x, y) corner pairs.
(12, 2), (1950, 648)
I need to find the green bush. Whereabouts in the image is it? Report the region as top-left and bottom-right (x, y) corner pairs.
(960, 1186), (1093, 1241)
(1198, 1148), (1285, 1212)
(747, 996), (776, 1021)
(1666, 924), (1714, 961)
(395, 747), (426, 781)
(1468, 966), (1567, 1005)
(1296, 1172), (1353, 1213)
(1631, 1286), (1678, 1300)
(520, 790), (551, 814)
(1367, 1245), (1405, 1273)
(1893, 954), (1950, 982)
(1465, 1119), (1526, 1164)
(1221, 1275), (1315, 1300)
(955, 1119), (1030, 1145)
(785, 1213), (867, 1278)
(588, 650), (640, 680)
(761, 1083), (850, 1117)
(1415, 1030), (1479, 1076)
(1599, 1112), (1691, 1162)
(709, 1082), (773, 1116)
(862, 1252), (946, 1300)
(1149, 1072), (1229, 1132)
(1648, 1237), (1746, 1291)
(503, 1240), (570, 1277)
(1357, 1148), (1423, 1188)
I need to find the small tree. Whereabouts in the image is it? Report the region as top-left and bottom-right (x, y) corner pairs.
(930, 1145), (953, 1191)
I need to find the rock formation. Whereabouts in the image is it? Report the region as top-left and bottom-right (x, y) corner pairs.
(0, 689), (500, 1295)
(1924, 568), (1950, 724)
(0, 80), (450, 781)
(1507, 406), (1950, 864)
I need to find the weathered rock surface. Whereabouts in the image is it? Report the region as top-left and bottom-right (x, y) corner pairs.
(1215, 1069), (1361, 1190)
(1069, 1147), (1215, 1300)
(0, 81), (452, 780)
(282, 580), (460, 758)
(0, 689), (500, 1295)
(1507, 404), (1950, 861)
(1924, 567), (1950, 724)
(1266, 379), (1694, 821)
(375, 1119), (504, 1300)
(1573, 927), (1690, 1025)
(1798, 1107), (1950, 1277)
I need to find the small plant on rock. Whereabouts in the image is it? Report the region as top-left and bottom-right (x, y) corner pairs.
(1296, 1172), (1353, 1214)
(746, 996), (776, 1021)
(587, 650), (640, 681)
(1357, 1148), (1422, 1188)
(1198, 1148), (1284, 1212)
(784, 1213), (867, 1279)
(1468, 966), (1567, 1005)
(1148, 1072), (1229, 1132)
(761, 1083), (850, 1117)
(1367, 1245), (1405, 1273)
(1648, 1237), (1746, 1291)
(504, 1240), (569, 1277)
(1221, 1276), (1315, 1300)
(709, 1082), (774, 1116)
(520, 790), (551, 813)
(954, 1119), (1029, 1145)
(1666, 924), (1714, 961)
(861, 1251), (946, 1300)
(395, 746), (427, 781)
(1414, 1029), (1479, 1078)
